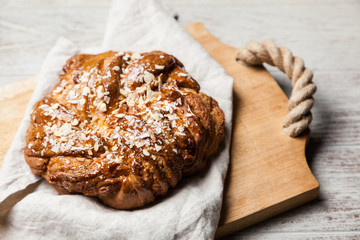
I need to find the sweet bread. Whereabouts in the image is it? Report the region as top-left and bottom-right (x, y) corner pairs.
(25, 51), (225, 209)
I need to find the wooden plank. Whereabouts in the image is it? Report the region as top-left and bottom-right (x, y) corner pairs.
(3, 0), (359, 7)
(0, 75), (32, 87)
(0, 22), (319, 239)
(225, 232), (360, 240)
(0, 7), (108, 78)
(0, 76), (37, 165)
(173, 3), (360, 71)
(1, 1), (359, 79)
(270, 71), (360, 146)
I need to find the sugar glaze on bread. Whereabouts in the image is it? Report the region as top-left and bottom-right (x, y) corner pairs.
(25, 51), (225, 209)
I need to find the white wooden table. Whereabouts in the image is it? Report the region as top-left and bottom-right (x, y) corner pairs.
(1, 0), (359, 238)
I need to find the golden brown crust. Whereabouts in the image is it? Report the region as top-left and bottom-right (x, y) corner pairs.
(25, 50), (225, 209)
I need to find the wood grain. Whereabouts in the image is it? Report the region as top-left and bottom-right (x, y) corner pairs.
(271, 71), (360, 146)
(0, 76), (36, 164)
(184, 23), (319, 239)
(1, 0), (359, 86)
(0, 22), (320, 239)
(1, 0), (359, 239)
(224, 145), (360, 239)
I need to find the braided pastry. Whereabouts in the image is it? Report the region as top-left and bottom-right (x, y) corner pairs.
(25, 51), (225, 209)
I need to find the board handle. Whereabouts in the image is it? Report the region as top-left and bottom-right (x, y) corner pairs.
(236, 41), (316, 137)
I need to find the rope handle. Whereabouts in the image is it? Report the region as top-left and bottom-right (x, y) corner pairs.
(236, 41), (316, 137)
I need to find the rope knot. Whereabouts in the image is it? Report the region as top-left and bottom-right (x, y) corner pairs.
(236, 41), (316, 137)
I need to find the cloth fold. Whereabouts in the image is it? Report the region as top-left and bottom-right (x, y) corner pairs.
(0, 0), (233, 239)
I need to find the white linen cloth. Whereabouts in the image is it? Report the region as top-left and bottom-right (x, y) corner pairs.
(0, 0), (233, 239)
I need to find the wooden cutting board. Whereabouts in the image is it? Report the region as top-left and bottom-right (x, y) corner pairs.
(0, 22), (319, 238)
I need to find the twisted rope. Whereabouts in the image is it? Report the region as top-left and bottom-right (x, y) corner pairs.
(236, 41), (316, 137)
